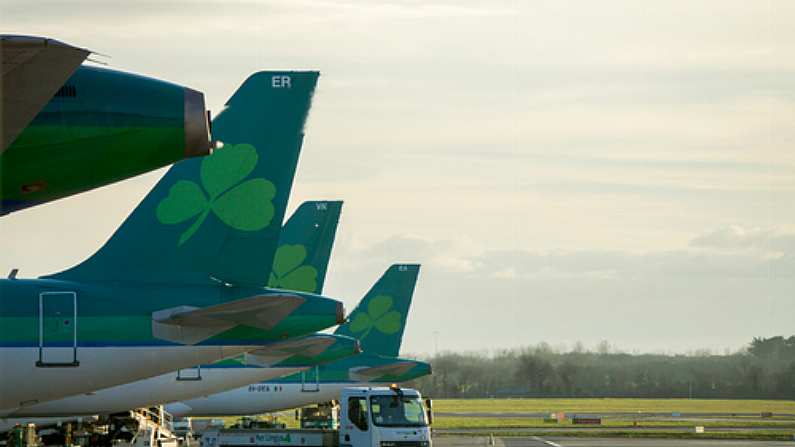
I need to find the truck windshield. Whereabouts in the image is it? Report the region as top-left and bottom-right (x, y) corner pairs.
(369, 395), (428, 427)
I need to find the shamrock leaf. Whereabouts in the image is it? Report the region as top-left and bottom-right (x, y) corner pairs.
(349, 295), (402, 340)
(368, 295), (393, 319)
(156, 180), (208, 224)
(201, 143), (258, 199)
(268, 244), (319, 293)
(374, 310), (401, 334)
(212, 178), (276, 231)
(156, 180), (211, 245)
(155, 143), (277, 245)
(349, 312), (372, 333)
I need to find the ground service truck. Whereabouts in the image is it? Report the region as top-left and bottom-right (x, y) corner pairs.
(200, 386), (432, 447)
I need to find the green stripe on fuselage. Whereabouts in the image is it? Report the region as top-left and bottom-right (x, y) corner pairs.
(0, 278), (339, 347)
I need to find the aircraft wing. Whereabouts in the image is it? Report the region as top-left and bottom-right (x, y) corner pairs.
(1, 35), (91, 152)
(349, 361), (419, 381)
(244, 335), (339, 367)
(152, 294), (305, 344)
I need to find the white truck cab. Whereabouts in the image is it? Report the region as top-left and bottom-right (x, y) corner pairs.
(339, 386), (432, 447)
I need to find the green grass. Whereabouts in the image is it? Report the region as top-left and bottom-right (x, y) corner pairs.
(433, 398), (795, 414)
(432, 416), (795, 430)
(431, 398), (795, 441)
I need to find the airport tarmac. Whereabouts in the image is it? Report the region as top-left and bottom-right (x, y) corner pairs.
(433, 436), (795, 447)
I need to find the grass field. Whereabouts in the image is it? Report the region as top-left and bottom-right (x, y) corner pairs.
(428, 398), (795, 441)
(432, 416), (795, 430)
(433, 398), (795, 414)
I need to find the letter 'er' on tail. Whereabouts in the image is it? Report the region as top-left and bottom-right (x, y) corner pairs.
(47, 72), (320, 287)
(335, 264), (420, 358)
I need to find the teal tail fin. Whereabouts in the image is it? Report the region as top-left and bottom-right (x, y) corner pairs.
(268, 200), (343, 294)
(335, 264), (420, 357)
(49, 72), (320, 286)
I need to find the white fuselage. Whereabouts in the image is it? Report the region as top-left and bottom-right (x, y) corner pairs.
(7, 363), (306, 417)
(167, 382), (366, 417)
(0, 346), (254, 417)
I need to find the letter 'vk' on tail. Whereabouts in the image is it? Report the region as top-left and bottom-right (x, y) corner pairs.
(335, 264), (420, 357)
(268, 200), (343, 294)
(49, 72), (320, 287)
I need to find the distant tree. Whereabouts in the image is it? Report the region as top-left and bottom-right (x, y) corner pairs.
(515, 353), (554, 395)
(557, 360), (580, 395)
(775, 361), (795, 399)
(411, 335), (794, 400)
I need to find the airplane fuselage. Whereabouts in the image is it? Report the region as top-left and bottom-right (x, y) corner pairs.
(168, 381), (362, 417)
(0, 277), (340, 414)
(7, 366), (305, 417)
(8, 333), (358, 417)
(166, 355), (432, 417)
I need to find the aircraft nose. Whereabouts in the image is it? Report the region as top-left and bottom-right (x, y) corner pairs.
(183, 87), (212, 158)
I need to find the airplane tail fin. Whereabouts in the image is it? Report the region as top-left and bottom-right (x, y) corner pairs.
(48, 72), (319, 286)
(335, 264), (420, 357)
(268, 200), (343, 294)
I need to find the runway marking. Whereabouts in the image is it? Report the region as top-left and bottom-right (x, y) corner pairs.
(531, 436), (563, 447)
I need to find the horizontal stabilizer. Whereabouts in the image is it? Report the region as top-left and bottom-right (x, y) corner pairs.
(244, 335), (339, 367)
(152, 294), (305, 344)
(349, 361), (418, 381)
(1, 35), (91, 151)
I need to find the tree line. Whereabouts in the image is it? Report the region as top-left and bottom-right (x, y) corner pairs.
(410, 336), (795, 399)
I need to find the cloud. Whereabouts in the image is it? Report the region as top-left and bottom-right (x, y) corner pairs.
(690, 226), (795, 254)
(464, 247), (793, 280)
(336, 234), (480, 274)
(336, 231), (795, 356)
(337, 229), (795, 284)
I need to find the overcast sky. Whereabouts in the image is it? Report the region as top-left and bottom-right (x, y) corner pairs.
(1, 0), (793, 355)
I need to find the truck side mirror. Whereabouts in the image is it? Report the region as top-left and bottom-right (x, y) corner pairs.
(425, 398), (433, 426)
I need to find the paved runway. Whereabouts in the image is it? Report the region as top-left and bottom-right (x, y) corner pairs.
(433, 436), (795, 447)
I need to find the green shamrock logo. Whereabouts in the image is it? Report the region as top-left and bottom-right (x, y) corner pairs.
(156, 144), (276, 245)
(268, 244), (318, 292)
(349, 295), (401, 339)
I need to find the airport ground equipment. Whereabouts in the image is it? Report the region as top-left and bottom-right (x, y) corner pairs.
(298, 403), (338, 430)
(199, 386), (432, 447)
(0, 407), (178, 447)
(1, 35), (213, 215)
(0, 71), (342, 417)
